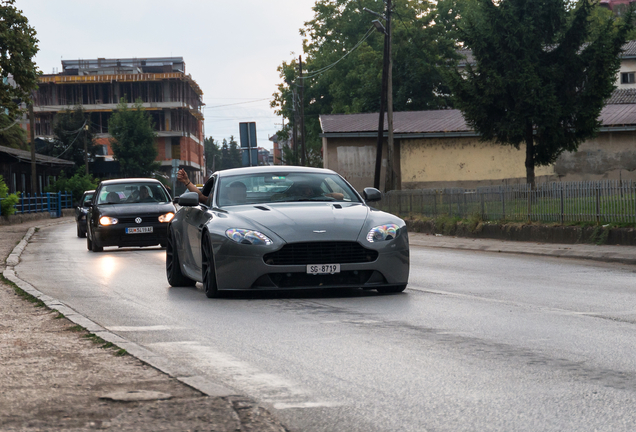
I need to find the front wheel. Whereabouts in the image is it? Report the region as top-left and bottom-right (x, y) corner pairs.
(166, 227), (196, 287)
(376, 285), (407, 294)
(201, 235), (220, 298)
(88, 228), (103, 252)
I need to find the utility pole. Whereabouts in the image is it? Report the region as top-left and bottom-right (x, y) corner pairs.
(29, 103), (36, 194)
(369, 0), (393, 190)
(298, 56), (307, 166)
(385, 0), (395, 192)
(291, 87), (299, 166)
(83, 123), (89, 176)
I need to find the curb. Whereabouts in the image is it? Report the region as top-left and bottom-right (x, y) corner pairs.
(2, 224), (237, 399)
(409, 235), (636, 265)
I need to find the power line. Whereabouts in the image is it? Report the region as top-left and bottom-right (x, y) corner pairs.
(204, 98), (272, 109)
(299, 25), (376, 81)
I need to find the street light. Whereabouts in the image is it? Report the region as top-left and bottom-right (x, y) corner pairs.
(371, 19), (387, 34)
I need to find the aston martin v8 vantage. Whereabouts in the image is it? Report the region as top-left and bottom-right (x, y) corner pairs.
(166, 166), (409, 298)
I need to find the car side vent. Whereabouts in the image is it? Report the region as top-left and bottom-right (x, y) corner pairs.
(254, 206), (271, 211)
(332, 204), (342, 209)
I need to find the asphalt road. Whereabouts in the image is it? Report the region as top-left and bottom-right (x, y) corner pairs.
(16, 223), (636, 432)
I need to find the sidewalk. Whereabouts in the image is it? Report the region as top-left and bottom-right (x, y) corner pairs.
(409, 232), (636, 265)
(0, 217), (286, 431)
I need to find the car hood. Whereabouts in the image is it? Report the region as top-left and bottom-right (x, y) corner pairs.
(97, 202), (175, 216)
(227, 202), (370, 242)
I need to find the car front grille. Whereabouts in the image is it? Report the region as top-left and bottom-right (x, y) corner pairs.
(263, 242), (378, 265)
(117, 215), (159, 224)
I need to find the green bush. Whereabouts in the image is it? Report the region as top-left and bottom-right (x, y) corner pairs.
(0, 175), (20, 216)
(45, 169), (98, 205)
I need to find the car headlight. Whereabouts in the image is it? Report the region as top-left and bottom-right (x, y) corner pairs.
(366, 224), (399, 242)
(99, 216), (118, 226)
(158, 212), (175, 223)
(226, 228), (273, 246)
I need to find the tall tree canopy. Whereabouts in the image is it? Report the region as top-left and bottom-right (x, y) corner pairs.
(447, 0), (633, 186)
(204, 137), (221, 172)
(0, 0), (39, 119)
(271, 0), (458, 166)
(41, 106), (97, 175)
(108, 98), (160, 177)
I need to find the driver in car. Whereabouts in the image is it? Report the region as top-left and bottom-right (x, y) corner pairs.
(292, 182), (344, 200)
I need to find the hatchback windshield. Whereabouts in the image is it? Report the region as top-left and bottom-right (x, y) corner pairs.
(97, 183), (170, 205)
(216, 172), (361, 207)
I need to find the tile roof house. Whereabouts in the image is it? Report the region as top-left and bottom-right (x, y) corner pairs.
(319, 42), (636, 191)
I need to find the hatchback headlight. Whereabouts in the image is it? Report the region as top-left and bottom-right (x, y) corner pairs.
(99, 216), (118, 226)
(158, 212), (175, 223)
(366, 224), (399, 242)
(226, 228), (273, 246)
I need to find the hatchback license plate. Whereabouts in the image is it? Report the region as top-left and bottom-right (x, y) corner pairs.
(126, 226), (153, 234)
(307, 264), (340, 275)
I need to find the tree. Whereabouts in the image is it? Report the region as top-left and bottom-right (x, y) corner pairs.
(447, 0), (633, 187)
(45, 169), (98, 206)
(220, 139), (231, 170)
(228, 136), (242, 168)
(40, 106), (97, 175)
(0, 0), (39, 119)
(0, 111), (27, 149)
(271, 0), (458, 166)
(108, 98), (160, 177)
(204, 136), (221, 172)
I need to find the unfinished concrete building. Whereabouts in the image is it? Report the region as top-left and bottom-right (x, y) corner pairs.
(32, 57), (205, 182)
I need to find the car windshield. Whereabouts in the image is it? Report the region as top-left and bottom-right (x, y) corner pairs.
(216, 172), (361, 207)
(96, 182), (169, 205)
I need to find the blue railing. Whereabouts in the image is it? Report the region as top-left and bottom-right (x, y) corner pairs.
(0, 191), (73, 218)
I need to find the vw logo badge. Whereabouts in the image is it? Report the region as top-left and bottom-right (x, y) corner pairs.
(135, 217), (142, 224)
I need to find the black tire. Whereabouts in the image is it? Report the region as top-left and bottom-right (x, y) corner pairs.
(376, 285), (407, 294)
(166, 227), (196, 287)
(77, 224), (81, 238)
(86, 232), (92, 251)
(201, 235), (220, 298)
(89, 229), (103, 252)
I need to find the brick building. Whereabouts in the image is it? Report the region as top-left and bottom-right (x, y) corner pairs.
(31, 57), (205, 183)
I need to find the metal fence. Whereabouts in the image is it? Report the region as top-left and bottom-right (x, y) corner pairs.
(0, 191), (73, 218)
(376, 180), (636, 224)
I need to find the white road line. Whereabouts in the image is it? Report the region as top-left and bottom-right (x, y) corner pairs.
(149, 341), (341, 408)
(107, 325), (178, 332)
(274, 401), (343, 410)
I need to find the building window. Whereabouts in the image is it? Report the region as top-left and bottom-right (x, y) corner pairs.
(621, 72), (635, 84)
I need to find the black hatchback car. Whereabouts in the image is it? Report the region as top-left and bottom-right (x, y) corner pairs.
(86, 178), (175, 252)
(75, 189), (95, 238)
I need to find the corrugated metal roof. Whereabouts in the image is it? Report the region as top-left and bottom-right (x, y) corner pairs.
(321, 104), (636, 135)
(320, 110), (470, 134)
(606, 88), (636, 104)
(0, 145), (75, 166)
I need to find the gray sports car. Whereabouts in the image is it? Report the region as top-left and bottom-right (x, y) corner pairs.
(166, 166), (409, 298)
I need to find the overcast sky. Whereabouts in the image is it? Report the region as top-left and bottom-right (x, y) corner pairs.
(17, 0), (317, 151)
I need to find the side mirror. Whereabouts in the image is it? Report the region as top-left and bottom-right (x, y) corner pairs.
(83, 200), (92, 207)
(363, 187), (382, 202)
(172, 196), (180, 205)
(177, 191), (200, 207)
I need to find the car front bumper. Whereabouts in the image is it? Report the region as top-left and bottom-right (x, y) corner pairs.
(212, 237), (409, 291)
(93, 223), (169, 247)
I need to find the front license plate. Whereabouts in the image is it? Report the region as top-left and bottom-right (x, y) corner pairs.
(306, 264), (340, 275)
(126, 226), (153, 234)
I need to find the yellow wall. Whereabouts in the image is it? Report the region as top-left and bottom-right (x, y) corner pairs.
(400, 137), (554, 188)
